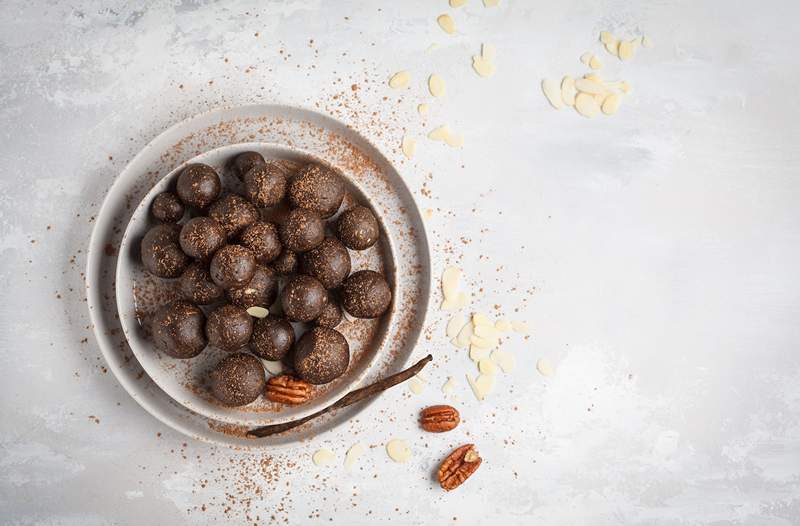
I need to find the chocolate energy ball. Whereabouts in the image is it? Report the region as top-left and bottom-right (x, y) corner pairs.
(244, 162), (288, 208)
(206, 304), (253, 352)
(151, 300), (207, 359)
(151, 191), (185, 223)
(250, 315), (295, 361)
(336, 205), (380, 250)
(272, 248), (299, 275)
(293, 327), (350, 384)
(179, 217), (226, 260)
(279, 208), (324, 253)
(287, 163), (345, 218)
(176, 163), (221, 209)
(315, 298), (343, 329)
(301, 237), (351, 289)
(231, 151), (265, 180)
(178, 262), (224, 305)
(226, 265), (278, 309)
(281, 275), (327, 322)
(141, 224), (190, 278)
(341, 270), (392, 318)
(208, 194), (259, 240)
(210, 245), (256, 289)
(239, 221), (282, 264)
(209, 352), (266, 406)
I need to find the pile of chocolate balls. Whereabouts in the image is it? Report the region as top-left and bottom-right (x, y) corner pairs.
(141, 152), (392, 407)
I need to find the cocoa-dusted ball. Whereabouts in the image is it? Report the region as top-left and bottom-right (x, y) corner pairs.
(281, 275), (327, 322)
(341, 270), (392, 318)
(279, 208), (324, 253)
(231, 151), (265, 180)
(141, 224), (190, 278)
(151, 300), (207, 359)
(205, 304), (253, 352)
(226, 265), (278, 309)
(176, 163), (221, 209)
(210, 245), (256, 289)
(294, 327), (349, 384)
(272, 249), (299, 275)
(179, 217), (226, 260)
(250, 315), (295, 361)
(315, 298), (342, 329)
(301, 237), (351, 289)
(239, 221), (282, 264)
(288, 163), (345, 218)
(336, 205), (380, 250)
(178, 262), (224, 305)
(209, 352), (266, 406)
(150, 192), (185, 223)
(244, 162), (288, 208)
(208, 194), (259, 240)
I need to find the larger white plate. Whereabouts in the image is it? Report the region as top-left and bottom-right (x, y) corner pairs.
(86, 105), (430, 447)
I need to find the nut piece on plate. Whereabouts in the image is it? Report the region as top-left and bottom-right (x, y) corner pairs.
(420, 405), (460, 433)
(438, 444), (482, 491)
(265, 375), (312, 405)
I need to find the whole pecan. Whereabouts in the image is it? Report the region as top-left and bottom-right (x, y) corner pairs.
(438, 444), (482, 491)
(265, 375), (312, 405)
(419, 405), (460, 433)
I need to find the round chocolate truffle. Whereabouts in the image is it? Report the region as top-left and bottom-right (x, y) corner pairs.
(315, 298), (343, 329)
(301, 237), (351, 289)
(239, 221), (282, 264)
(176, 163), (221, 209)
(209, 245), (256, 289)
(272, 249), (299, 275)
(287, 163), (345, 218)
(141, 224), (190, 278)
(279, 208), (324, 253)
(178, 262), (224, 305)
(151, 300), (207, 359)
(231, 151), (265, 180)
(208, 194), (259, 240)
(336, 205), (380, 250)
(280, 275), (327, 322)
(341, 270), (392, 318)
(244, 162), (288, 208)
(250, 315), (295, 361)
(209, 352), (266, 406)
(206, 304), (253, 352)
(226, 265), (278, 309)
(293, 327), (350, 384)
(150, 192), (185, 223)
(179, 217), (226, 260)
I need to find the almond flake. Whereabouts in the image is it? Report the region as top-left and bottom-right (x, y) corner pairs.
(495, 319), (512, 332)
(575, 93), (600, 117)
(442, 376), (457, 395)
(604, 39), (619, 56)
(246, 306), (269, 318)
(472, 312), (492, 327)
(470, 334), (498, 350)
(312, 448), (335, 466)
(618, 40), (636, 61)
(401, 135), (416, 159)
(437, 14), (456, 34)
(467, 373), (495, 400)
(541, 78), (563, 110)
(423, 208), (434, 220)
(574, 78), (606, 95)
(417, 103), (429, 115)
(441, 266), (461, 300)
(560, 76), (576, 106)
(409, 376), (425, 394)
(589, 55), (602, 70)
(428, 125), (451, 141)
(599, 31), (614, 44)
(450, 0), (467, 6)
(491, 349), (516, 373)
(580, 52), (593, 65)
(456, 322), (474, 348)
(444, 132), (464, 148)
(511, 320), (529, 334)
(601, 94), (621, 115)
(472, 55), (495, 77)
(447, 315), (466, 338)
(389, 70), (410, 88)
(469, 344), (491, 362)
(536, 358), (554, 377)
(344, 443), (365, 470)
(386, 439), (411, 463)
(483, 0), (499, 6)
(478, 358), (497, 375)
(428, 74), (446, 97)
(481, 43), (496, 61)
(263, 360), (284, 375)
(619, 81), (632, 94)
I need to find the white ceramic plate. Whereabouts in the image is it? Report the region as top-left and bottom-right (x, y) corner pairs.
(86, 105), (430, 447)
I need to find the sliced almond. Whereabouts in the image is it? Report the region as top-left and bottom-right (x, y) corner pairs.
(423, 208), (434, 220)
(472, 55), (495, 78)
(401, 135), (417, 159)
(441, 266), (461, 300)
(599, 31), (614, 44)
(428, 125), (451, 141)
(536, 357), (554, 377)
(428, 74), (446, 97)
(472, 312), (491, 327)
(469, 344), (491, 362)
(574, 78), (605, 95)
(409, 376), (425, 394)
(589, 55), (602, 70)
(560, 75), (577, 106)
(511, 320), (529, 334)
(456, 321), (474, 348)
(575, 93), (600, 117)
(491, 349), (516, 373)
(444, 132), (464, 148)
(604, 39), (619, 56)
(541, 78), (563, 110)
(474, 324), (499, 340)
(386, 439), (411, 463)
(495, 319), (512, 332)
(446, 315), (466, 338)
(478, 358), (497, 375)
(417, 103), (429, 115)
(312, 448), (335, 466)
(601, 94), (621, 115)
(580, 52), (593, 65)
(618, 40), (636, 61)
(442, 376), (456, 395)
(467, 373), (495, 400)
(450, 0), (466, 6)
(246, 306), (269, 318)
(481, 43), (497, 61)
(483, 0), (499, 6)
(437, 14), (456, 34)
(389, 70), (410, 88)
(619, 80), (632, 94)
(344, 443), (365, 470)
(470, 334), (498, 350)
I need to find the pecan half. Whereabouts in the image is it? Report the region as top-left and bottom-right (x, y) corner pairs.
(438, 444), (482, 491)
(265, 375), (312, 405)
(420, 405), (460, 433)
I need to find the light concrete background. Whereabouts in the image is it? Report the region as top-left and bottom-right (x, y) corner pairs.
(1, 0), (799, 524)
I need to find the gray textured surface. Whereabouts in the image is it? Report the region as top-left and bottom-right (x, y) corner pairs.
(1, 1), (799, 524)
